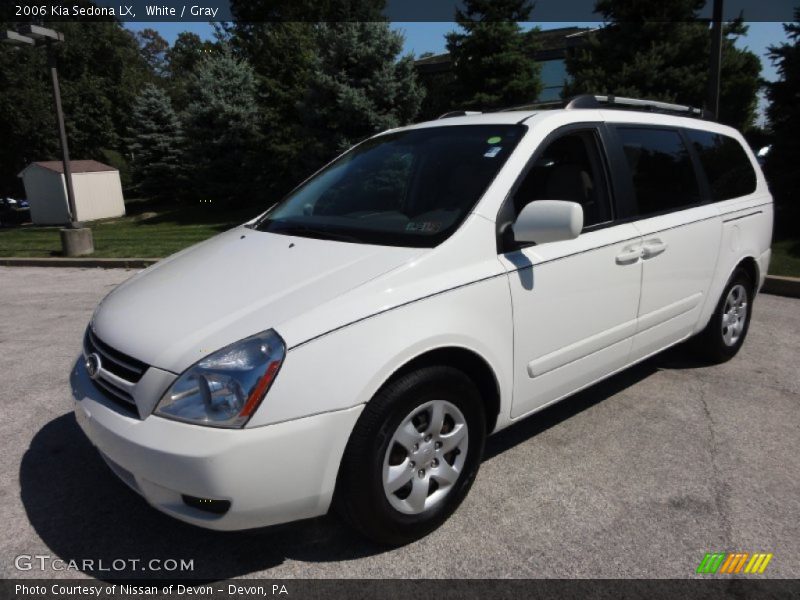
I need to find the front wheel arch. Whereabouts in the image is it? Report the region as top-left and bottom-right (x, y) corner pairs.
(381, 346), (502, 435)
(333, 364), (487, 545)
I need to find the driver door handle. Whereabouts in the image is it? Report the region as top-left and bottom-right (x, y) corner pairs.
(615, 244), (642, 265)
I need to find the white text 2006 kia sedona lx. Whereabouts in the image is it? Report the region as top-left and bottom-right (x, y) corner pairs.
(72, 95), (773, 544)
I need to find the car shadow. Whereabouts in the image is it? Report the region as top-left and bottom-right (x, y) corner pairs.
(19, 414), (387, 581)
(20, 346), (701, 581)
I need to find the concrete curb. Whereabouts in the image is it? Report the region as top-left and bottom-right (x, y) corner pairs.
(1, 257), (799, 298)
(762, 275), (800, 299)
(0, 257), (157, 269)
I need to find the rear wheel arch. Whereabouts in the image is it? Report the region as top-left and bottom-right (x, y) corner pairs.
(692, 263), (755, 363)
(736, 256), (759, 294)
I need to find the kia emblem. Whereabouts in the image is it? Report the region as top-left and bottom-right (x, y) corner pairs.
(85, 353), (102, 380)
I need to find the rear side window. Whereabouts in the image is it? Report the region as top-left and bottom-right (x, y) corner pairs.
(685, 129), (757, 200)
(617, 127), (701, 217)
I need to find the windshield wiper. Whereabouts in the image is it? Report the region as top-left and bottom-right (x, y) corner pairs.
(270, 224), (362, 243)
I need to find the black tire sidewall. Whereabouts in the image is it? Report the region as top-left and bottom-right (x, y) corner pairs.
(706, 269), (754, 361)
(338, 366), (486, 545)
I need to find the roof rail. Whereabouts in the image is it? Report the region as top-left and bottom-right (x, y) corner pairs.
(439, 95), (709, 120)
(496, 100), (563, 112)
(566, 94), (709, 119)
(438, 110), (482, 119)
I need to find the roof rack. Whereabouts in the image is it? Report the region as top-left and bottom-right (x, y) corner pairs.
(438, 110), (482, 119)
(496, 100), (563, 112)
(565, 94), (709, 119)
(440, 94), (709, 120)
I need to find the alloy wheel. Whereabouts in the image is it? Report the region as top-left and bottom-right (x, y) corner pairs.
(382, 400), (469, 515)
(721, 283), (748, 346)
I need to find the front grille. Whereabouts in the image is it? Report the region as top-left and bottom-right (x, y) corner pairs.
(83, 328), (150, 416)
(92, 375), (136, 407)
(84, 328), (148, 383)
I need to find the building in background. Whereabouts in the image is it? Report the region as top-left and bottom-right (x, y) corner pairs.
(414, 26), (593, 116)
(18, 160), (125, 225)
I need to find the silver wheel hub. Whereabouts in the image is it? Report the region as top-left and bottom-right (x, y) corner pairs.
(721, 284), (748, 347)
(382, 399), (469, 515)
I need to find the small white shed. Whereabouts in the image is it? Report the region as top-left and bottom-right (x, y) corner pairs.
(18, 160), (126, 225)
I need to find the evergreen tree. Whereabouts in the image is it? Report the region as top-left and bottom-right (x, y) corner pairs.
(445, 0), (542, 110)
(220, 21), (321, 197)
(299, 22), (424, 167)
(764, 9), (800, 233)
(128, 84), (184, 201)
(223, 0), (386, 196)
(0, 22), (150, 195)
(182, 49), (262, 203)
(165, 32), (219, 111)
(563, 0), (761, 130)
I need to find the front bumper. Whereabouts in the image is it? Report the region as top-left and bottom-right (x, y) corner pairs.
(70, 358), (363, 531)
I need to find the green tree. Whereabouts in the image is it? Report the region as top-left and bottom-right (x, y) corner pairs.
(220, 21), (319, 196)
(128, 84), (184, 201)
(445, 0), (542, 110)
(0, 39), (57, 196)
(563, 0), (761, 130)
(764, 9), (800, 233)
(165, 32), (219, 111)
(182, 48), (262, 203)
(136, 28), (169, 78)
(0, 22), (150, 195)
(299, 22), (424, 167)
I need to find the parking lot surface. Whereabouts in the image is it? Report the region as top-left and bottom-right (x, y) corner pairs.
(0, 266), (798, 580)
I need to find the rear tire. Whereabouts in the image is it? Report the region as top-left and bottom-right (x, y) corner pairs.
(335, 366), (486, 546)
(693, 268), (754, 363)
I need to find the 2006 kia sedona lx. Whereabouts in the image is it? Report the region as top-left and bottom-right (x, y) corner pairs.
(72, 95), (773, 544)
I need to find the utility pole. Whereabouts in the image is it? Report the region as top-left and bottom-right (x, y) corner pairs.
(45, 37), (80, 229)
(707, 0), (724, 120)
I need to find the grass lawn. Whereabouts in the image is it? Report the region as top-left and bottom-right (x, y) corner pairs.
(2, 202), (800, 279)
(769, 238), (800, 278)
(0, 203), (262, 259)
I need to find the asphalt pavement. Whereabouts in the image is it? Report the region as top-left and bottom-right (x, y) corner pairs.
(0, 266), (798, 580)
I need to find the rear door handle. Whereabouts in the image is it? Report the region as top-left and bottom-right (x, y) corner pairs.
(642, 238), (668, 259)
(615, 244), (642, 265)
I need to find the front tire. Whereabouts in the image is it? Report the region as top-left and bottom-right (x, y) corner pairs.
(694, 268), (754, 363)
(335, 366), (486, 545)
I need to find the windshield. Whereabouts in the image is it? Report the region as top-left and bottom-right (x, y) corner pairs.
(252, 125), (525, 247)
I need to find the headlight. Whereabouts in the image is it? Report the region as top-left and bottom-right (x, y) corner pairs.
(155, 329), (285, 428)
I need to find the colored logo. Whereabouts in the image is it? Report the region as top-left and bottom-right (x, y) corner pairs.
(696, 552), (773, 574)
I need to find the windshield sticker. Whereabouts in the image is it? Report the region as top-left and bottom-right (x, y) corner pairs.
(487, 136), (502, 144)
(484, 146), (502, 158)
(406, 221), (442, 233)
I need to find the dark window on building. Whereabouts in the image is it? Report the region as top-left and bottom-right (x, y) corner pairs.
(617, 127), (701, 217)
(538, 59), (570, 103)
(685, 129), (757, 201)
(512, 130), (613, 228)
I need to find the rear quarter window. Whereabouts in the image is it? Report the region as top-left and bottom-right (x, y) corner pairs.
(616, 127), (701, 217)
(685, 129), (757, 201)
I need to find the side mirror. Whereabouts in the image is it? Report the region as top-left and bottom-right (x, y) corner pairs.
(512, 200), (583, 244)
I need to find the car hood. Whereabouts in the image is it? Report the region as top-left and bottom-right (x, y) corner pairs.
(91, 226), (422, 373)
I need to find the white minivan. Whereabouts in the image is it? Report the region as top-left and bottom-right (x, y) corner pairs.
(72, 96), (773, 544)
